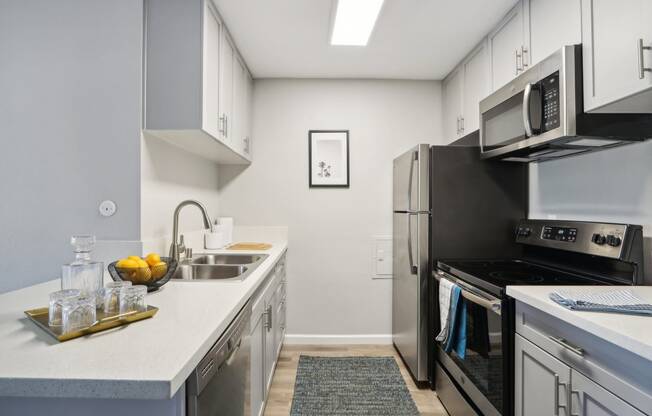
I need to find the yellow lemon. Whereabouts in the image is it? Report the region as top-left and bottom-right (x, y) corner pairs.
(128, 255), (142, 262)
(116, 258), (139, 269)
(150, 261), (168, 280)
(138, 266), (152, 282)
(145, 253), (161, 267)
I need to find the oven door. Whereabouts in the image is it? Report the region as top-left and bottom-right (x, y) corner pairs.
(434, 270), (506, 416)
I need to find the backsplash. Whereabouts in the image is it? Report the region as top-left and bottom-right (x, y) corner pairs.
(529, 140), (652, 282)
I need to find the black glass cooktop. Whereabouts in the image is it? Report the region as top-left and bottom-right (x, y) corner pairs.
(438, 259), (608, 296)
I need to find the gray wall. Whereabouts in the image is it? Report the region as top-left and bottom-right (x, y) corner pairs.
(0, 1), (143, 293)
(218, 79), (443, 340)
(530, 140), (652, 281)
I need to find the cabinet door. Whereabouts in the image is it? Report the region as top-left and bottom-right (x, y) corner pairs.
(489, 1), (528, 91)
(201, 1), (221, 138)
(570, 370), (646, 416)
(582, 0), (652, 112)
(264, 287), (278, 393)
(220, 30), (235, 141)
(250, 310), (265, 416)
(515, 334), (571, 416)
(232, 54), (247, 154)
(462, 41), (489, 134)
(442, 66), (464, 143)
(527, 0), (581, 66)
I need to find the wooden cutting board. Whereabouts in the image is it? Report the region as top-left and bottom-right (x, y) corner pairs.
(227, 242), (273, 251)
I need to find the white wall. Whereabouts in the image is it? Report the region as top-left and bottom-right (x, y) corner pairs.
(140, 133), (221, 254)
(0, 1), (143, 293)
(218, 79), (443, 341)
(530, 141), (652, 281)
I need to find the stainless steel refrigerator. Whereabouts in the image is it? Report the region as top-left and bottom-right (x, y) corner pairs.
(392, 139), (528, 384)
(392, 144), (430, 382)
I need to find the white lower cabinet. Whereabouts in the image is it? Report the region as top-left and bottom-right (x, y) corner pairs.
(250, 253), (287, 416)
(515, 302), (652, 416)
(515, 334), (571, 416)
(571, 370), (645, 416)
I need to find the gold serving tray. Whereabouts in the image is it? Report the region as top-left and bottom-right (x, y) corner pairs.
(24, 306), (158, 342)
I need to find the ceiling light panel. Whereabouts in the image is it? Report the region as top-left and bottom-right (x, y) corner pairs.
(330, 0), (384, 46)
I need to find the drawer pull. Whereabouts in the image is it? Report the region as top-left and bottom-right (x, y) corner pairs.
(549, 336), (584, 357)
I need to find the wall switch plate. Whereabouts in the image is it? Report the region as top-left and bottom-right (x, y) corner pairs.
(99, 200), (117, 217)
(373, 235), (393, 279)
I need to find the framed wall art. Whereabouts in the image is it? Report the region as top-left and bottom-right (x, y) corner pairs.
(308, 130), (350, 188)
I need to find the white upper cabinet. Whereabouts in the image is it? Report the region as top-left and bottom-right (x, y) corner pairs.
(442, 40), (489, 142)
(219, 30), (235, 144)
(144, 0), (253, 164)
(202, 2), (221, 139)
(442, 66), (464, 142)
(527, 0), (581, 66)
(488, 1), (529, 91)
(462, 41), (490, 134)
(244, 71), (254, 158)
(581, 0), (652, 113)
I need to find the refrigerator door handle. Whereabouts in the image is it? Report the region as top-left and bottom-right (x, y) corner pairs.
(407, 214), (418, 275)
(407, 151), (417, 212)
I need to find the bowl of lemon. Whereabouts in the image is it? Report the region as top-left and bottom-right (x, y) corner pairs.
(108, 253), (177, 292)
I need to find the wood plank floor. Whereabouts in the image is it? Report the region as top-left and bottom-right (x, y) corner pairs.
(263, 345), (449, 416)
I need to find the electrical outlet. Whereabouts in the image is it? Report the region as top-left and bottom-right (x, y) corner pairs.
(99, 200), (117, 217)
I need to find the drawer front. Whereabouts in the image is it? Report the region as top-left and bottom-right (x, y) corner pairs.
(515, 302), (652, 413)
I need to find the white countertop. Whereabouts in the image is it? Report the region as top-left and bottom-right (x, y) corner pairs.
(0, 241), (287, 400)
(507, 285), (652, 362)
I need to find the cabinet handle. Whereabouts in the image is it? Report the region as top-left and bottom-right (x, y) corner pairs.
(460, 117), (464, 134)
(549, 336), (585, 357)
(219, 115), (226, 134)
(265, 305), (272, 332)
(553, 374), (568, 416)
(521, 45), (529, 71)
(224, 115), (228, 137)
(244, 137), (250, 153)
(638, 38), (651, 79)
(515, 49), (521, 75)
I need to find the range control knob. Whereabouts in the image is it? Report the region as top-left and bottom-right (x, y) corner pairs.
(606, 235), (622, 247)
(592, 233), (606, 245)
(517, 227), (531, 237)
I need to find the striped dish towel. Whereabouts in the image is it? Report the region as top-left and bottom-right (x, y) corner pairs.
(550, 289), (652, 316)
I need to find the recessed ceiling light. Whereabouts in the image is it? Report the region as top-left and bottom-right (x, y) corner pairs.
(330, 0), (385, 46)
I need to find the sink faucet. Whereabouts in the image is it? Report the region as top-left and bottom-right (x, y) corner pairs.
(170, 200), (214, 261)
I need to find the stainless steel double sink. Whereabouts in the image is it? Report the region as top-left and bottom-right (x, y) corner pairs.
(171, 254), (268, 281)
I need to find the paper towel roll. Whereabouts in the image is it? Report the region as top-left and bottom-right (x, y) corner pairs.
(217, 217), (234, 245)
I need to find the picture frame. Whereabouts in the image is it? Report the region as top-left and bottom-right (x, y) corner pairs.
(308, 130), (350, 188)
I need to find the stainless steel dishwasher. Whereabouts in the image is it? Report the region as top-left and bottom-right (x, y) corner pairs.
(187, 302), (251, 416)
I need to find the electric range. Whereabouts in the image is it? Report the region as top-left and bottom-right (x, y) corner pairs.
(432, 219), (645, 416)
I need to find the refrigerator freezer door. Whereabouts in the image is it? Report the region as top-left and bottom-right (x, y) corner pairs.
(393, 144), (430, 213)
(393, 212), (429, 381)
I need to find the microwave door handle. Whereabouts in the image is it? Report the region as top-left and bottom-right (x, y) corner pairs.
(523, 83), (534, 137)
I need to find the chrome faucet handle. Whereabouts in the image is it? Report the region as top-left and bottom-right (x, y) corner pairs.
(185, 247), (193, 259)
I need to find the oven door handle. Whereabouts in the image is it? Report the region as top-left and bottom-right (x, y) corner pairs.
(434, 271), (502, 315)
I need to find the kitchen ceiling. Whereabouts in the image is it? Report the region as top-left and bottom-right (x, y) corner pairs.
(213, 0), (518, 80)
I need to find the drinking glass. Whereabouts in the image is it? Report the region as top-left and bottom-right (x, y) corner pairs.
(119, 285), (147, 314)
(48, 289), (81, 327)
(62, 296), (96, 333)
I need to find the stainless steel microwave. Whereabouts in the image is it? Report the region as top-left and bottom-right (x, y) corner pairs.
(479, 45), (651, 162)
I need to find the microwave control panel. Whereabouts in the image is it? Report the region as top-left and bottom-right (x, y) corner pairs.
(541, 72), (560, 132)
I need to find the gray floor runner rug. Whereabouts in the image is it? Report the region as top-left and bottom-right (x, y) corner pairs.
(289, 356), (420, 416)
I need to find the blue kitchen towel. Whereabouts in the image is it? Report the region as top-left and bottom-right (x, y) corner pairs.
(550, 289), (652, 316)
(443, 287), (467, 359)
(454, 298), (467, 359)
